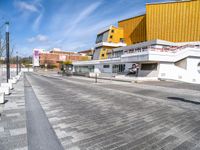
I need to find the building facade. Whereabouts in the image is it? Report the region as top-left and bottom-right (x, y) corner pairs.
(78, 49), (94, 58)
(73, 40), (200, 84)
(118, 15), (146, 45)
(93, 25), (126, 60)
(118, 0), (200, 45)
(33, 48), (91, 69)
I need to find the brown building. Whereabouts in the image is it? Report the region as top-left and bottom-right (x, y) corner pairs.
(39, 49), (91, 69)
(78, 49), (94, 57)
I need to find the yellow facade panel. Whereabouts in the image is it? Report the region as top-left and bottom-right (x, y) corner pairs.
(146, 0), (200, 42)
(99, 46), (114, 60)
(107, 26), (124, 43)
(118, 15), (147, 45)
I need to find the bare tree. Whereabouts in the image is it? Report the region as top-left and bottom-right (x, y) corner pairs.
(0, 23), (6, 58)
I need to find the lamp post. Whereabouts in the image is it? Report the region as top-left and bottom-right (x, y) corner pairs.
(5, 22), (10, 82)
(16, 51), (19, 75)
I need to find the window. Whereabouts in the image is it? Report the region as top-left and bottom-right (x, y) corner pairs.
(141, 63), (157, 70)
(103, 65), (110, 68)
(111, 29), (114, 33)
(75, 65), (94, 73)
(112, 64), (125, 73)
(101, 54), (105, 57)
(95, 31), (109, 43)
(198, 62), (200, 73)
(110, 35), (113, 39)
(120, 38), (124, 43)
(96, 34), (103, 43)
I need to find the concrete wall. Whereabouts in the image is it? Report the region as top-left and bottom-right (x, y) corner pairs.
(158, 58), (200, 84)
(137, 63), (159, 77)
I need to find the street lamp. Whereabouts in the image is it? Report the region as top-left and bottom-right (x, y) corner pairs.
(5, 21), (10, 82)
(16, 51), (19, 75)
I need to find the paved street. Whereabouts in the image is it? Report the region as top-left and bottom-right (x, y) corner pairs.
(24, 72), (200, 150)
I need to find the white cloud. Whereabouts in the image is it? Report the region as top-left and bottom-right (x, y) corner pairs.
(15, 1), (38, 12)
(52, 1), (103, 47)
(32, 13), (43, 30)
(64, 1), (102, 34)
(14, 0), (44, 31)
(28, 34), (48, 43)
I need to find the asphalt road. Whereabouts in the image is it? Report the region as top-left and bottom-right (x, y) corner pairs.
(25, 72), (200, 150)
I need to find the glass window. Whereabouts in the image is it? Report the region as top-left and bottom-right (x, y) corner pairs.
(103, 65), (110, 68)
(141, 63), (157, 70)
(112, 64), (125, 73)
(96, 34), (103, 43)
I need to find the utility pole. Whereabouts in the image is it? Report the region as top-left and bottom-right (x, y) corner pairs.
(5, 22), (10, 82)
(16, 51), (18, 75)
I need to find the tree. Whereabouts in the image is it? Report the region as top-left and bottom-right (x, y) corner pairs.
(63, 60), (72, 65)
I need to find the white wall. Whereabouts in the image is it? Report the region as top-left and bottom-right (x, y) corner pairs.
(158, 58), (200, 84)
(186, 57), (200, 83)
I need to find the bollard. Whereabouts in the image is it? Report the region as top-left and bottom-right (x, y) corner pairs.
(95, 73), (97, 83)
(8, 80), (13, 90)
(12, 77), (17, 83)
(16, 75), (20, 80)
(8, 79), (16, 85)
(1, 82), (13, 90)
(0, 86), (10, 95)
(0, 92), (5, 104)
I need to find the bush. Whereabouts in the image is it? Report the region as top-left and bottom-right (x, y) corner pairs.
(63, 60), (72, 65)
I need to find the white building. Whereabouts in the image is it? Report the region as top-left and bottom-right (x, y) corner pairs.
(73, 39), (200, 84)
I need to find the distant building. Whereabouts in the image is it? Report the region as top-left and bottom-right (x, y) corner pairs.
(93, 25), (126, 60)
(78, 49), (94, 57)
(33, 48), (91, 69)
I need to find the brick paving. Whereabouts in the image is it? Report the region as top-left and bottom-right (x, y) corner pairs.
(26, 73), (200, 150)
(0, 75), (27, 150)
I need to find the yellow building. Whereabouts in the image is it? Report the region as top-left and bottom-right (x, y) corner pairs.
(93, 26), (126, 60)
(118, 15), (146, 45)
(118, 0), (200, 45)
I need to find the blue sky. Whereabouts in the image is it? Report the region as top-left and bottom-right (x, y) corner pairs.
(0, 0), (169, 56)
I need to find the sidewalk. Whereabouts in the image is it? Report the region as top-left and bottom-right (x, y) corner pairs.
(0, 74), (27, 150)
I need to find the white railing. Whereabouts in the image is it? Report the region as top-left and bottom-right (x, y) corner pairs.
(122, 45), (200, 55)
(148, 45), (200, 53)
(108, 44), (200, 59)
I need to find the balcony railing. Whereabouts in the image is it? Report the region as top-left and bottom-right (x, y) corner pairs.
(108, 44), (200, 59)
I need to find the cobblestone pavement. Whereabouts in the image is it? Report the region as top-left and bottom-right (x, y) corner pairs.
(0, 75), (27, 150)
(26, 72), (200, 150)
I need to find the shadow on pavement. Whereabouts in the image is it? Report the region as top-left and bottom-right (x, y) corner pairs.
(167, 97), (200, 105)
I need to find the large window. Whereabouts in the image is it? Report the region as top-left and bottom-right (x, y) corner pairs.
(96, 34), (103, 43)
(95, 31), (109, 43)
(141, 63), (157, 70)
(75, 66), (94, 73)
(112, 64), (125, 73)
